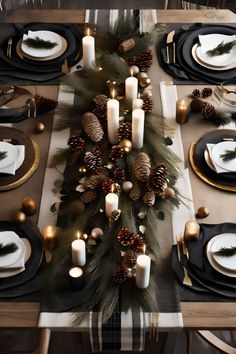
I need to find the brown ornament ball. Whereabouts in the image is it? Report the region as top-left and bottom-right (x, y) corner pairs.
(11, 211), (26, 225)
(136, 72), (148, 80)
(78, 165), (87, 174)
(21, 196), (37, 216)
(163, 187), (175, 199)
(142, 89), (152, 99)
(91, 227), (104, 240)
(139, 77), (151, 88)
(34, 122), (45, 134)
(197, 206), (210, 219)
(119, 139), (132, 153)
(129, 65), (139, 76)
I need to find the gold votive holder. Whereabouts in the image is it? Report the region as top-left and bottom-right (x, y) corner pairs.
(184, 220), (200, 242)
(42, 224), (59, 250)
(176, 99), (190, 124)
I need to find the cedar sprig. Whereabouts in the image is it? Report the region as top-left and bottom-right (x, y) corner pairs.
(0, 151), (7, 161)
(0, 242), (18, 256)
(23, 36), (57, 49)
(214, 246), (236, 257)
(207, 40), (236, 57)
(220, 147), (236, 162)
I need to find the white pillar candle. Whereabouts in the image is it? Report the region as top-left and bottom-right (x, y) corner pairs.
(105, 192), (119, 218)
(107, 91), (119, 144)
(125, 74), (138, 104)
(71, 239), (86, 266)
(82, 28), (95, 68)
(132, 97), (143, 110)
(136, 254), (151, 289)
(132, 108), (145, 149)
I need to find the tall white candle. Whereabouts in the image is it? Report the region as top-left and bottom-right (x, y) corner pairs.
(132, 97), (143, 110)
(82, 28), (95, 68)
(132, 108), (145, 149)
(107, 90), (119, 144)
(125, 72), (138, 104)
(105, 192), (119, 218)
(136, 254), (151, 289)
(71, 239), (86, 266)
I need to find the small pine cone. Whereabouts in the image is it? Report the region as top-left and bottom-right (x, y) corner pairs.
(148, 163), (168, 195)
(118, 122), (132, 141)
(190, 98), (205, 113)
(124, 250), (137, 267)
(127, 49), (153, 72)
(131, 235), (145, 253)
(84, 151), (102, 174)
(92, 95), (109, 121)
(101, 178), (121, 195)
(110, 145), (124, 161)
(85, 174), (102, 189)
(34, 94), (58, 114)
(201, 103), (216, 121)
(110, 209), (121, 221)
(201, 87), (213, 98)
(82, 112), (104, 142)
(117, 227), (135, 247)
(112, 264), (128, 284)
(143, 190), (156, 206)
(191, 89), (201, 98)
(134, 152), (151, 182)
(129, 185), (141, 201)
(142, 97), (153, 113)
(93, 94), (109, 106)
(112, 167), (126, 183)
(80, 190), (97, 203)
(67, 136), (85, 155)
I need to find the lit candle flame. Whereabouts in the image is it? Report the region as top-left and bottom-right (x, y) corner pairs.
(111, 184), (115, 193)
(130, 69), (133, 77)
(138, 93), (140, 99)
(86, 28), (90, 36)
(76, 230), (82, 239)
(111, 89), (115, 99)
(143, 244), (146, 254)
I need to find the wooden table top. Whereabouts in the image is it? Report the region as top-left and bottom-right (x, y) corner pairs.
(0, 9), (236, 330)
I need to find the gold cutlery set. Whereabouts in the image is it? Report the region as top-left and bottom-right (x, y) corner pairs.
(177, 234), (192, 286)
(6, 37), (12, 58)
(148, 312), (159, 341)
(166, 30), (176, 64)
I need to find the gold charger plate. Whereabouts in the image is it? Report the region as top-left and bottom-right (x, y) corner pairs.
(0, 127), (39, 191)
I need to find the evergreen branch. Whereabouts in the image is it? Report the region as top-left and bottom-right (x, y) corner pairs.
(0, 151), (7, 161)
(23, 36), (57, 49)
(207, 40), (236, 57)
(0, 242), (18, 256)
(220, 147), (236, 162)
(214, 246), (236, 257)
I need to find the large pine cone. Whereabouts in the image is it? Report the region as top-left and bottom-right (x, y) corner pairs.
(112, 167), (126, 183)
(131, 235), (145, 252)
(92, 95), (109, 122)
(84, 151), (102, 174)
(67, 136), (85, 155)
(124, 250), (137, 267)
(117, 227), (135, 246)
(112, 265), (128, 284)
(82, 112), (104, 142)
(190, 98), (205, 113)
(127, 49), (153, 72)
(148, 163), (168, 195)
(201, 103), (216, 121)
(118, 122), (132, 141)
(134, 152), (151, 182)
(34, 94), (58, 114)
(129, 185), (141, 201)
(109, 145), (125, 161)
(143, 190), (156, 206)
(101, 178), (121, 195)
(84, 174), (102, 189)
(80, 190), (97, 203)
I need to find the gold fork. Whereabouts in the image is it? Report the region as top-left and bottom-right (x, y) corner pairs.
(61, 59), (69, 74)
(7, 38), (12, 58)
(148, 312), (159, 341)
(177, 236), (192, 287)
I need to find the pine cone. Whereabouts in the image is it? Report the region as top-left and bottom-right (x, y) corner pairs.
(148, 163), (168, 195)
(93, 94), (109, 106)
(143, 190), (156, 206)
(131, 235), (145, 252)
(112, 167), (126, 183)
(191, 89), (201, 98)
(112, 265), (128, 284)
(134, 152), (151, 182)
(124, 250), (137, 267)
(67, 136), (85, 155)
(110, 209), (121, 221)
(129, 185), (141, 201)
(84, 151), (102, 174)
(127, 49), (153, 72)
(118, 122), (132, 141)
(101, 178), (121, 195)
(92, 95), (109, 122)
(190, 98), (205, 113)
(80, 190), (97, 203)
(201, 87), (213, 98)
(85, 174), (102, 189)
(117, 227), (135, 246)
(82, 112), (104, 142)
(142, 97), (153, 113)
(109, 145), (125, 161)
(34, 94), (58, 114)
(201, 103), (216, 121)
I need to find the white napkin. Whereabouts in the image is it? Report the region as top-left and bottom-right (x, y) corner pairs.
(0, 239), (25, 271)
(0, 145), (25, 175)
(198, 34), (236, 51)
(206, 143), (232, 174)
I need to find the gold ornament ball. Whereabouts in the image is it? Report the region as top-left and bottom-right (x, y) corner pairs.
(78, 165), (87, 174)
(122, 181), (133, 193)
(95, 66), (103, 72)
(142, 89), (152, 99)
(34, 122), (45, 134)
(163, 187), (175, 199)
(197, 206), (210, 219)
(129, 65), (139, 76)
(184, 220), (200, 242)
(11, 211), (27, 225)
(136, 72), (148, 80)
(119, 139), (132, 154)
(21, 196), (37, 216)
(91, 227), (104, 240)
(139, 77), (151, 88)
(68, 200), (85, 216)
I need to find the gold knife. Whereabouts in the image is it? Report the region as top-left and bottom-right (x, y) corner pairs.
(166, 30), (175, 64)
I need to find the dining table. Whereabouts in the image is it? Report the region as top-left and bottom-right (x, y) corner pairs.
(0, 7), (236, 349)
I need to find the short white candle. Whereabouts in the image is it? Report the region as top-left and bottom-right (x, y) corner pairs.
(82, 28), (95, 68)
(105, 192), (119, 218)
(132, 97), (143, 110)
(107, 90), (119, 144)
(71, 239), (86, 266)
(132, 108), (145, 149)
(125, 72), (138, 104)
(136, 254), (151, 289)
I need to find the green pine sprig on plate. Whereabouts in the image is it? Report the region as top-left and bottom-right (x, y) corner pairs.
(214, 246), (236, 257)
(220, 147), (236, 162)
(0, 151), (7, 161)
(23, 36), (57, 50)
(0, 242), (18, 256)
(207, 40), (236, 57)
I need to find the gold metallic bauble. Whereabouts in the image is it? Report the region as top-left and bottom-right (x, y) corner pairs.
(142, 89), (152, 99)
(122, 181), (133, 193)
(11, 211), (27, 225)
(78, 165), (87, 174)
(163, 187), (175, 199)
(139, 77), (151, 88)
(128, 65), (139, 76)
(184, 220), (200, 242)
(21, 196), (37, 216)
(136, 72), (148, 81)
(197, 206), (210, 219)
(119, 139), (132, 154)
(42, 224), (59, 250)
(91, 227), (104, 240)
(95, 66), (103, 72)
(68, 200), (85, 216)
(34, 122), (45, 134)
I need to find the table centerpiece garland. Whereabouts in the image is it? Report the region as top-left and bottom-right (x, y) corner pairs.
(48, 15), (182, 323)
